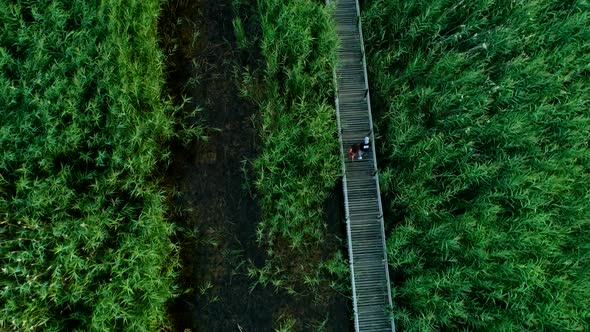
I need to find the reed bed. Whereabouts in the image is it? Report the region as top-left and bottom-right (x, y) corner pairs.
(362, 0), (590, 330)
(0, 0), (179, 330)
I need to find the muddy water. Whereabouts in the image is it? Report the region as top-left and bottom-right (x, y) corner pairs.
(160, 0), (352, 331)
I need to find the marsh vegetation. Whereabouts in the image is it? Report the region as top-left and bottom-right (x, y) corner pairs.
(363, 0), (590, 330)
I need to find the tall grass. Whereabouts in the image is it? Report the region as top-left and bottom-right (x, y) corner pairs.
(237, 0), (344, 293)
(254, 0), (339, 249)
(362, 0), (590, 330)
(0, 0), (179, 330)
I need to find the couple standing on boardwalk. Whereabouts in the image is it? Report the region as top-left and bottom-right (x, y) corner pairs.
(347, 136), (370, 161)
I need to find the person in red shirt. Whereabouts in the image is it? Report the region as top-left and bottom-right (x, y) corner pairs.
(347, 143), (360, 161)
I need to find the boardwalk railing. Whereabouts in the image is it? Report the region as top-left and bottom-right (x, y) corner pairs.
(327, 0), (395, 331)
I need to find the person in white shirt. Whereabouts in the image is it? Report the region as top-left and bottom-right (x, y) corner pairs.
(359, 136), (370, 160)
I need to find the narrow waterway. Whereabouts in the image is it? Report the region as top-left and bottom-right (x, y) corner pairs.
(159, 0), (352, 330)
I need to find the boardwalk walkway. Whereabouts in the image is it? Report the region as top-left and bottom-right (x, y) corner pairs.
(329, 0), (395, 331)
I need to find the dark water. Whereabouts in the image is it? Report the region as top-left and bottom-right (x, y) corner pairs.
(159, 0), (352, 330)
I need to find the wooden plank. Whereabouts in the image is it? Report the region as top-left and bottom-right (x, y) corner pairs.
(330, 0), (395, 330)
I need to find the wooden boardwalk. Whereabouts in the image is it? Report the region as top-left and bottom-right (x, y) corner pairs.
(329, 0), (395, 331)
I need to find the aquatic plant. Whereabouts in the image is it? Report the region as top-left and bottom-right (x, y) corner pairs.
(0, 0), (179, 330)
(363, 0), (590, 330)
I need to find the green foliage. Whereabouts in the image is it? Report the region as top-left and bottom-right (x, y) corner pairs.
(233, 17), (249, 50)
(0, 0), (178, 330)
(239, 0), (343, 292)
(254, 0), (339, 252)
(274, 316), (297, 332)
(363, 0), (590, 330)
